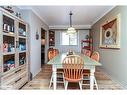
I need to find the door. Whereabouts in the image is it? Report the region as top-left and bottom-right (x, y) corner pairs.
(41, 28), (46, 67)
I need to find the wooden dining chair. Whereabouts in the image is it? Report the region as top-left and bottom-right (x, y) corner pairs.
(62, 55), (84, 90)
(48, 49), (59, 61)
(82, 51), (100, 90)
(48, 50), (54, 61)
(49, 49), (64, 88)
(83, 49), (92, 57)
(91, 51), (100, 62)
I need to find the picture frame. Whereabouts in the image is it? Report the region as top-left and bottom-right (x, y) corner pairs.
(99, 14), (121, 49)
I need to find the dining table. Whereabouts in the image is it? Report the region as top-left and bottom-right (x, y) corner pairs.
(47, 52), (102, 90)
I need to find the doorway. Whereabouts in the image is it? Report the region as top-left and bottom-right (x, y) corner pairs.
(41, 28), (46, 67)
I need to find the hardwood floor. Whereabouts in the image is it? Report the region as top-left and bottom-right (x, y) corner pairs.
(22, 64), (123, 90)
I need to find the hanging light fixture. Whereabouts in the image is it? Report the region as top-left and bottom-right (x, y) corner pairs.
(66, 11), (76, 35)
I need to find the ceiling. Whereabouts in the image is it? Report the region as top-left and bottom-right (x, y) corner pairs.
(19, 6), (114, 29)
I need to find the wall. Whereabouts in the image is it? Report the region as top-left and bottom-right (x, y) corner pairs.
(91, 6), (127, 88)
(53, 30), (89, 53)
(21, 10), (49, 77)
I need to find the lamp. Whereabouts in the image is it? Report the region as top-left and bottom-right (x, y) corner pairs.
(67, 11), (76, 35)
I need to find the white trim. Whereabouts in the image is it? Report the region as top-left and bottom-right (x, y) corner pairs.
(31, 8), (49, 26)
(60, 30), (78, 46)
(91, 6), (116, 26)
(18, 6), (115, 28)
(18, 6), (49, 26)
(32, 68), (42, 78)
(49, 25), (91, 30)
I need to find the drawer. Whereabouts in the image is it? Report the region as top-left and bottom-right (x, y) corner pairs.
(14, 75), (28, 89)
(1, 65), (27, 84)
(15, 66), (26, 75)
(6, 72), (27, 86)
(1, 71), (28, 89)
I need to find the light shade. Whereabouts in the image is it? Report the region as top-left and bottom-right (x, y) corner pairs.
(67, 27), (76, 35)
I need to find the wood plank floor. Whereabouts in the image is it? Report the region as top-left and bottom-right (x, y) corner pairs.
(22, 64), (123, 90)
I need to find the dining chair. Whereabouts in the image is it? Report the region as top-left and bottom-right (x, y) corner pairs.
(82, 51), (100, 90)
(48, 50), (54, 61)
(91, 51), (100, 62)
(83, 49), (92, 57)
(62, 55), (84, 90)
(49, 49), (64, 88)
(48, 49), (59, 60)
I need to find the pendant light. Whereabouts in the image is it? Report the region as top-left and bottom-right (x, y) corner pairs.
(66, 11), (76, 35)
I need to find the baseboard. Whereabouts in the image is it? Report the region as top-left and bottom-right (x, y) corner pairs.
(102, 68), (127, 89)
(32, 68), (42, 78)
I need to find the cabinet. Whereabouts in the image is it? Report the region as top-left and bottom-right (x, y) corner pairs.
(49, 30), (55, 47)
(0, 8), (29, 89)
(81, 39), (93, 53)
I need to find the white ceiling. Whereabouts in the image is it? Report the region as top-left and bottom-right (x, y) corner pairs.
(19, 6), (114, 29)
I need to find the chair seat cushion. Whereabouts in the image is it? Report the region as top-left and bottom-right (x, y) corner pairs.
(65, 77), (82, 82)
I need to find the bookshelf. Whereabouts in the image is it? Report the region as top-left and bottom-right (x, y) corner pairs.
(49, 30), (55, 47)
(81, 39), (93, 53)
(0, 8), (29, 89)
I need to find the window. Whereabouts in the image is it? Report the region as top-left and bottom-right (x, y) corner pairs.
(61, 31), (78, 45)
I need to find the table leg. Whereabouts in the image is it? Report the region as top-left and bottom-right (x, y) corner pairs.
(53, 65), (56, 90)
(90, 66), (95, 90)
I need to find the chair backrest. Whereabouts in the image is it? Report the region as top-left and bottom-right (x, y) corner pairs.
(91, 51), (100, 62)
(62, 55), (84, 81)
(53, 49), (59, 56)
(48, 50), (53, 60)
(83, 50), (91, 57)
(48, 49), (59, 61)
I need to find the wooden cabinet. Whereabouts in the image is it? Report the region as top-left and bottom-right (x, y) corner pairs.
(49, 30), (55, 47)
(81, 39), (93, 53)
(0, 8), (29, 89)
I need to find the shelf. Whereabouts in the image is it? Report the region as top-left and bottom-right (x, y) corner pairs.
(0, 7), (26, 23)
(49, 30), (55, 47)
(81, 38), (93, 52)
(0, 9), (28, 89)
(2, 67), (15, 74)
(3, 52), (15, 55)
(81, 40), (92, 43)
(3, 32), (15, 37)
(82, 46), (90, 49)
(18, 36), (27, 39)
(18, 50), (26, 53)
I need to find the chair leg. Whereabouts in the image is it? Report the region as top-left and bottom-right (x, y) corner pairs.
(79, 81), (82, 90)
(65, 81), (68, 90)
(49, 74), (53, 88)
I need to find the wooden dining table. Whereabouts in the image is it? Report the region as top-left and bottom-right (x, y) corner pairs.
(47, 52), (102, 90)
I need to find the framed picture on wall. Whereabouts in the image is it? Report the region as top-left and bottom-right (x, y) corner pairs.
(99, 14), (121, 49)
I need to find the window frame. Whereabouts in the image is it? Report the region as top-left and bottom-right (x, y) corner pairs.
(60, 30), (78, 46)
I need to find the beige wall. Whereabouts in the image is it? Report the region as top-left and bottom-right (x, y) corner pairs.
(91, 6), (127, 89)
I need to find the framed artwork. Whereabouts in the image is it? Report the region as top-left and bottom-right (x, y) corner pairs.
(99, 14), (121, 49)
